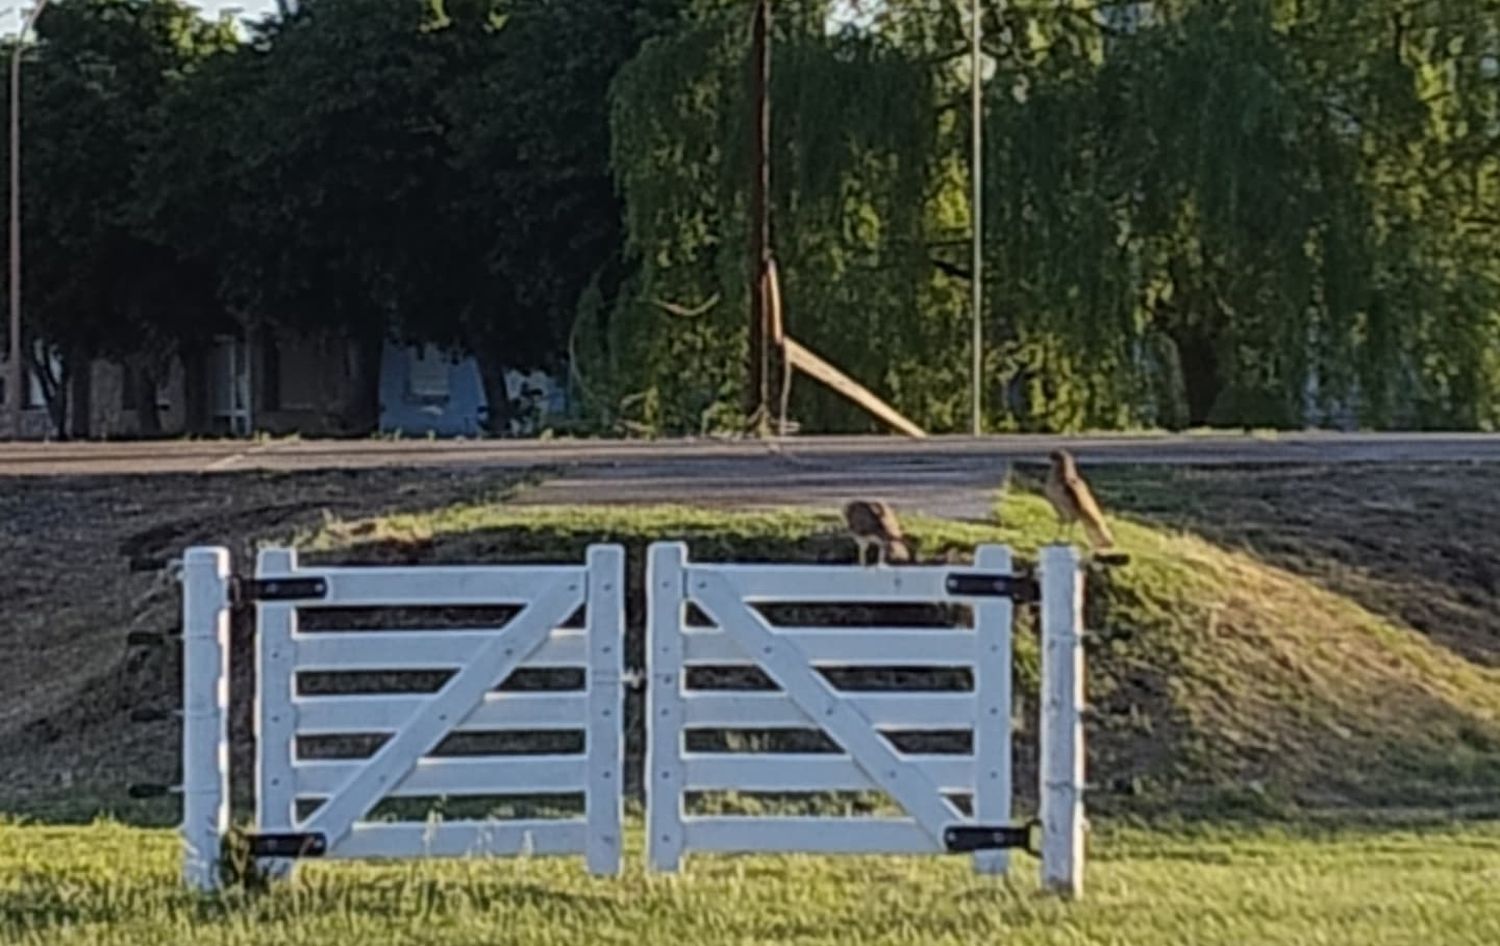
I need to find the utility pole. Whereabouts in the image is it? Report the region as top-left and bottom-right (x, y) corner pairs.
(747, 0), (771, 432)
(969, 0), (983, 436)
(9, 1), (48, 438)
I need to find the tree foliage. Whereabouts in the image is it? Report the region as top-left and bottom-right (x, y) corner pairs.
(7, 0), (1500, 437)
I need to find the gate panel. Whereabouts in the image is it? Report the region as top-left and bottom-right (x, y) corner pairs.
(252, 545), (623, 875)
(646, 542), (1016, 873)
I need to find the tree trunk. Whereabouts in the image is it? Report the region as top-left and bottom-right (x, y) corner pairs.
(26, 345), (69, 440)
(476, 354), (514, 437)
(70, 359), (92, 440)
(136, 361), (162, 437)
(1170, 327), (1220, 427)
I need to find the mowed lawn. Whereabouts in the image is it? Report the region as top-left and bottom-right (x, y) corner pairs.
(2, 822), (1498, 945)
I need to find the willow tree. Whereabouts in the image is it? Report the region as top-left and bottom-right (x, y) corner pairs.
(600, 0), (1500, 434)
(983, 0), (1500, 430)
(598, 1), (961, 434)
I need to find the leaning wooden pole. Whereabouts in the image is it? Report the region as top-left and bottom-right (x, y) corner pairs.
(747, 0), (772, 432)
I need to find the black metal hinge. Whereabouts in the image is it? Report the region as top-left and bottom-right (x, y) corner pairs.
(944, 822), (1040, 855)
(944, 572), (1039, 603)
(232, 577), (329, 605)
(247, 833), (329, 858)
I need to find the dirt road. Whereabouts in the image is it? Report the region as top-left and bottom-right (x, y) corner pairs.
(5, 433), (1498, 520)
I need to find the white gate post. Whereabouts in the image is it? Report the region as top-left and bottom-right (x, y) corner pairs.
(181, 546), (232, 892)
(1039, 545), (1085, 899)
(972, 544), (1013, 876)
(645, 543), (687, 872)
(585, 544), (625, 876)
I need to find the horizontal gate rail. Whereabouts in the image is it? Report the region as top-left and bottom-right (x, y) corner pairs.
(290, 628), (588, 670)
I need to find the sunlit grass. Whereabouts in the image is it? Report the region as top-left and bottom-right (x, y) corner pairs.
(1, 821), (1498, 945)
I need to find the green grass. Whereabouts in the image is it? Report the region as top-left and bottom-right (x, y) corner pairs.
(2, 821), (1498, 945)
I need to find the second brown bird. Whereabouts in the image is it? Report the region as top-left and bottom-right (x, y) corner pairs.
(1043, 449), (1114, 549)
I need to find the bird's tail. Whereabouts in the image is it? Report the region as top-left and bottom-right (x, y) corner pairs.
(1083, 517), (1114, 550)
(887, 539), (913, 563)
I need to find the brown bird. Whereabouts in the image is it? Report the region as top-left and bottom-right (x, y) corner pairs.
(1043, 449), (1114, 549)
(842, 500), (912, 567)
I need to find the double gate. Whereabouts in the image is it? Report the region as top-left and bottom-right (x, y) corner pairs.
(171, 542), (1084, 896)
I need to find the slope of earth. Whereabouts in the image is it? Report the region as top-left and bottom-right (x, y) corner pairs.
(0, 468), (529, 817)
(1078, 462), (1500, 666)
(291, 497), (1500, 818)
(2, 464), (1498, 824)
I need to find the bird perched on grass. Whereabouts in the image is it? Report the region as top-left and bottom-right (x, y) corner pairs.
(842, 500), (912, 566)
(1043, 449), (1114, 549)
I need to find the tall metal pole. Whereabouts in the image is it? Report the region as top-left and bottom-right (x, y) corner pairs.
(748, 0), (771, 432)
(969, 0), (983, 436)
(9, 0), (47, 439)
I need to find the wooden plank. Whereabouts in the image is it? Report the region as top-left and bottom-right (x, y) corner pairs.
(682, 628), (975, 667)
(329, 820), (586, 859)
(690, 572), (964, 842)
(681, 692), (975, 730)
(972, 544), (1013, 876)
(682, 753), (974, 792)
(292, 629), (586, 671)
(256, 561), (585, 608)
(645, 543), (688, 872)
(585, 545), (625, 876)
(684, 817), (941, 855)
(294, 692), (588, 736)
(301, 577), (585, 846)
(294, 755), (586, 797)
(689, 563), (960, 602)
(783, 336), (926, 439)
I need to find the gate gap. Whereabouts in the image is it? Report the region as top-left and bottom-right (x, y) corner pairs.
(752, 602), (971, 628)
(296, 606), (522, 631)
(685, 790), (900, 818)
(431, 730), (585, 757)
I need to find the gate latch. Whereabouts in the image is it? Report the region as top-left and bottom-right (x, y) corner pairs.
(943, 822), (1040, 856)
(232, 577), (329, 605)
(247, 833), (329, 858)
(944, 572), (1039, 603)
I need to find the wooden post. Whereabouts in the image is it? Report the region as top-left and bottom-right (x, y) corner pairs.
(1040, 545), (1085, 898)
(181, 547), (231, 891)
(255, 548), (299, 880)
(646, 543), (687, 871)
(971, 544), (1013, 875)
(585, 545), (625, 876)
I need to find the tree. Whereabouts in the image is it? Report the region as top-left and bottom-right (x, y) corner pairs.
(1, 0), (237, 436)
(141, 0), (650, 435)
(434, 0), (658, 434)
(603, 1), (953, 434)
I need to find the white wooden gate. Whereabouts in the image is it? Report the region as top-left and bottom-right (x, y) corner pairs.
(246, 545), (624, 875)
(175, 540), (1083, 897)
(645, 542), (1025, 875)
